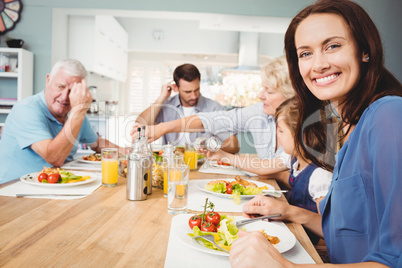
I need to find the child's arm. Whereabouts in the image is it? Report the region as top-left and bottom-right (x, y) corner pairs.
(242, 195), (323, 238)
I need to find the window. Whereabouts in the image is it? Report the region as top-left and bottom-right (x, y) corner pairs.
(126, 59), (262, 114)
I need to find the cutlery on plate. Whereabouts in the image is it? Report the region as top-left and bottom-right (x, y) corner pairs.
(16, 194), (87, 198)
(261, 189), (287, 198)
(192, 234), (230, 253)
(235, 214), (282, 227)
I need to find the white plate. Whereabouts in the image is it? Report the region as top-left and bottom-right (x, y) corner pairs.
(73, 154), (102, 165)
(20, 171), (96, 187)
(197, 179), (275, 199)
(174, 214), (296, 256)
(208, 161), (236, 169)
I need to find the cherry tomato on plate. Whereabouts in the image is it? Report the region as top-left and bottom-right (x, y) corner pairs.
(205, 211), (220, 226)
(47, 173), (61, 183)
(226, 184), (232, 194)
(38, 173), (48, 183)
(188, 215), (202, 230)
(201, 222), (216, 232)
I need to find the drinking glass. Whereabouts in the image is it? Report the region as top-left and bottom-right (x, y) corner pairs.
(184, 143), (198, 171)
(167, 164), (189, 214)
(101, 148), (118, 187)
(163, 154), (183, 197)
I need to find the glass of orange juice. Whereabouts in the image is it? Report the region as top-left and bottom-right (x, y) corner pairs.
(184, 144), (198, 171)
(101, 148), (118, 187)
(163, 154), (183, 197)
(167, 164), (189, 214)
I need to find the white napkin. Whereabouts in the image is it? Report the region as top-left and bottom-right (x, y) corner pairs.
(164, 214), (315, 268)
(0, 172), (101, 199)
(62, 160), (102, 171)
(188, 179), (266, 213)
(198, 161), (257, 177)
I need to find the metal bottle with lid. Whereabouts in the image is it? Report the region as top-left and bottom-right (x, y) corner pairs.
(193, 136), (222, 152)
(141, 126), (153, 195)
(126, 127), (150, 201)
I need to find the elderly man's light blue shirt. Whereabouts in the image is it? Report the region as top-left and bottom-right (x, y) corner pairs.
(198, 102), (279, 159)
(320, 96), (402, 266)
(155, 94), (228, 145)
(0, 91), (98, 183)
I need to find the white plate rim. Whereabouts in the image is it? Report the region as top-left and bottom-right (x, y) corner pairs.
(73, 154), (102, 165)
(208, 160), (236, 169)
(20, 171), (96, 187)
(196, 179), (275, 199)
(174, 214), (296, 256)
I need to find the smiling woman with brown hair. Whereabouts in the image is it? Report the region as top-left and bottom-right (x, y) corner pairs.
(228, 0), (402, 267)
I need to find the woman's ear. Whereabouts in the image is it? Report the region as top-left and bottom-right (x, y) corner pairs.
(362, 52), (370, 62)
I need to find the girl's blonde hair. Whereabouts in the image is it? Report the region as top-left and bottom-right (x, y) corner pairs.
(261, 56), (294, 99)
(275, 97), (299, 136)
(276, 97), (330, 162)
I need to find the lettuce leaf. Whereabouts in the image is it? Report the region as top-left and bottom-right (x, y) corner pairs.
(205, 182), (226, 194)
(216, 216), (239, 246)
(243, 186), (263, 195)
(59, 169), (82, 183)
(187, 226), (218, 251)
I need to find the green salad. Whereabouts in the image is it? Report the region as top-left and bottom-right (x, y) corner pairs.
(205, 180), (265, 204)
(188, 214), (239, 252)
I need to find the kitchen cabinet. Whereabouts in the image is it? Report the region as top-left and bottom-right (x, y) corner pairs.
(68, 15), (128, 82)
(0, 48), (33, 127)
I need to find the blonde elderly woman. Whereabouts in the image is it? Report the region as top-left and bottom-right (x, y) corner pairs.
(132, 56), (295, 177)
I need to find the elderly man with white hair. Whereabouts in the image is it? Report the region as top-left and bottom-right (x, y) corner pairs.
(0, 59), (123, 183)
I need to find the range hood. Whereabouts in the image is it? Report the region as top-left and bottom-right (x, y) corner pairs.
(226, 31), (261, 72)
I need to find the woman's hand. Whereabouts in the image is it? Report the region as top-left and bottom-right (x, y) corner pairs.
(242, 195), (290, 220)
(229, 231), (291, 268)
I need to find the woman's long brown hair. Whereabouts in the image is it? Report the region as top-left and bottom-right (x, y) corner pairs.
(284, 0), (402, 171)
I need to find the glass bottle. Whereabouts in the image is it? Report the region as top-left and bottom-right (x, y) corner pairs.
(193, 136), (222, 152)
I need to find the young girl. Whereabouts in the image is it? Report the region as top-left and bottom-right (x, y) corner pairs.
(229, 0), (402, 267)
(275, 98), (332, 214)
(204, 97), (333, 216)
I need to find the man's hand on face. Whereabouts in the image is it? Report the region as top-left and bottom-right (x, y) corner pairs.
(160, 81), (177, 101)
(69, 79), (92, 112)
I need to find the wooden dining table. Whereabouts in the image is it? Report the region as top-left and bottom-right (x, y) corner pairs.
(0, 169), (323, 267)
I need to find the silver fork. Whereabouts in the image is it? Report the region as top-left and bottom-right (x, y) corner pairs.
(192, 234), (230, 253)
